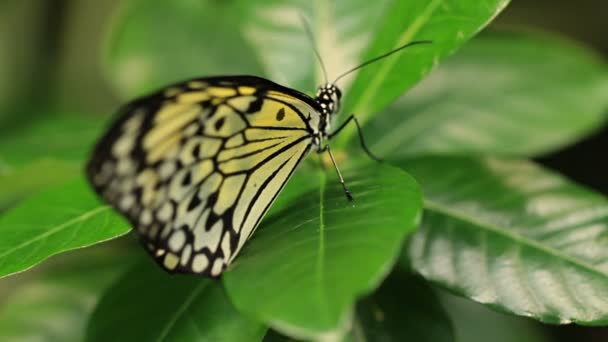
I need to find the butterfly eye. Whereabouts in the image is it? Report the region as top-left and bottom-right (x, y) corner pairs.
(334, 87), (342, 99)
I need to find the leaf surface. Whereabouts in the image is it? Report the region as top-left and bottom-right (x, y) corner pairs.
(86, 257), (266, 342)
(0, 178), (131, 278)
(224, 163), (422, 340)
(365, 31), (608, 157)
(400, 156), (608, 324)
(0, 243), (132, 342)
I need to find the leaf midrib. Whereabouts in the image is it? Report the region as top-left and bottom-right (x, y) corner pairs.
(0, 205), (111, 260)
(155, 281), (209, 342)
(315, 169), (331, 323)
(424, 199), (608, 279)
(344, 0), (443, 132)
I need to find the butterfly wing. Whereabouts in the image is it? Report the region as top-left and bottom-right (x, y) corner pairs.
(87, 76), (320, 277)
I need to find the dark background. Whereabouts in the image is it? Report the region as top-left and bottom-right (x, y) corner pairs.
(1, 0), (606, 341)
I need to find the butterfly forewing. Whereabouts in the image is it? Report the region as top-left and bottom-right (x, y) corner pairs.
(87, 76), (320, 277)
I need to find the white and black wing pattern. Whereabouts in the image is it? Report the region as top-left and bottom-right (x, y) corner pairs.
(87, 76), (321, 277)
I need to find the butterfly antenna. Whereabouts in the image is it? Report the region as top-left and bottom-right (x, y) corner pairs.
(333, 40), (433, 84)
(299, 14), (329, 85)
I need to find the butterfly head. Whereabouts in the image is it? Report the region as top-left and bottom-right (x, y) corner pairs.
(315, 84), (342, 116)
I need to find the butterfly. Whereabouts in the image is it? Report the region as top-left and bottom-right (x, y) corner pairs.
(86, 37), (430, 277)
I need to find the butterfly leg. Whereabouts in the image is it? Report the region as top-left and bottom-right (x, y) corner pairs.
(328, 115), (382, 162)
(323, 145), (354, 201)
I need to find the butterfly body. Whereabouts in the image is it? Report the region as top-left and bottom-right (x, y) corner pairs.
(87, 75), (342, 277)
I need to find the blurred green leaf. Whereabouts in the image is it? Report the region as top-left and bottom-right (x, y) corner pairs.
(365, 31), (608, 157)
(0, 114), (103, 167)
(439, 290), (547, 342)
(105, 0), (395, 96)
(86, 257), (266, 342)
(106, 0), (511, 136)
(262, 270), (454, 342)
(347, 270), (453, 342)
(0, 114), (106, 209)
(0, 159), (80, 211)
(105, 0), (263, 97)
(228, 0), (394, 93)
(337, 0), (511, 146)
(400, 156), (608, 325)
(0, 1), (46, 117)
(224, 163), (422, 340)
(0, 242), (133, 342)
(0, 178), (131, 278)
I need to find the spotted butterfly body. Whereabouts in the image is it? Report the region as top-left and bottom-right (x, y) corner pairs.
(87, 75), (342, 277)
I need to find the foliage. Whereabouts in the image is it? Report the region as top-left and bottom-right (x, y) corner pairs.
(0, 0), (607, 341)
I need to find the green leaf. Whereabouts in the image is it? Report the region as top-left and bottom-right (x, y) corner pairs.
(0, 159), (80, 211)
(223, 163), (422, 340)
(337, 0), (511, 146)
(439, 290), (546, 342)
(262, 270), (454, 342)
(0, 114), (104, 167)
(0, 242), (133, 342)
(86, 257), (266, 342)
(105, 0), (396, 96)
(0, 115), (104, 209)
(348, 270), (453, 342)
(399, 156), (608, 325)
(365, 31), (608, 157)
(0, 178), (131, 278)
(105, 0), (264, 97)
(229, 0), (395, 93)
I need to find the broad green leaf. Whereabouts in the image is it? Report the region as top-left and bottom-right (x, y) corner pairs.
(0, 178), (131, 278)
(366, 31), (608, 157)
(0, 115), (104, 208)
(224, 163), (422, 340)
(107, 0), (511, 122)
(105, 0), (393, 96)
(337, 0), (511, 146)
(399, 156), (608, 325)
(0, 114), (104, 167)
(439, 290), (546, 342)
(347, 270), (453, 342)
(86, 257), (266, 342)
(0, 159), (80, 211)
(262, 270), (454, 342)
(105, 0), (264, 97)
(232, 0), (393, 92)
(0, 242), (133, 342)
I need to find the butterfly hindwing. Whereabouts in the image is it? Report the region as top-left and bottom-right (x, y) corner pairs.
(87, 76), (320, 276)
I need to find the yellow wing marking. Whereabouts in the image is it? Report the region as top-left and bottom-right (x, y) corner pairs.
(207, 86), (237, 97)
(238, 86), (256, 95)
(149, 103), (200, 142)
(204, 105), (247, 137)
(227, 96), (257, 111)
(225, 134), (244, 148)
(214, 174), (246, 215)
(188, 81), (208, 89)
(229, 137), (311, 261)
(247, 98), (308, 129)
(147, 133), (181, 163)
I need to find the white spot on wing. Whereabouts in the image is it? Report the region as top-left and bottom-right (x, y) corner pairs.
(192, 254), (209, 273)
(168, 230), (186, 252)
